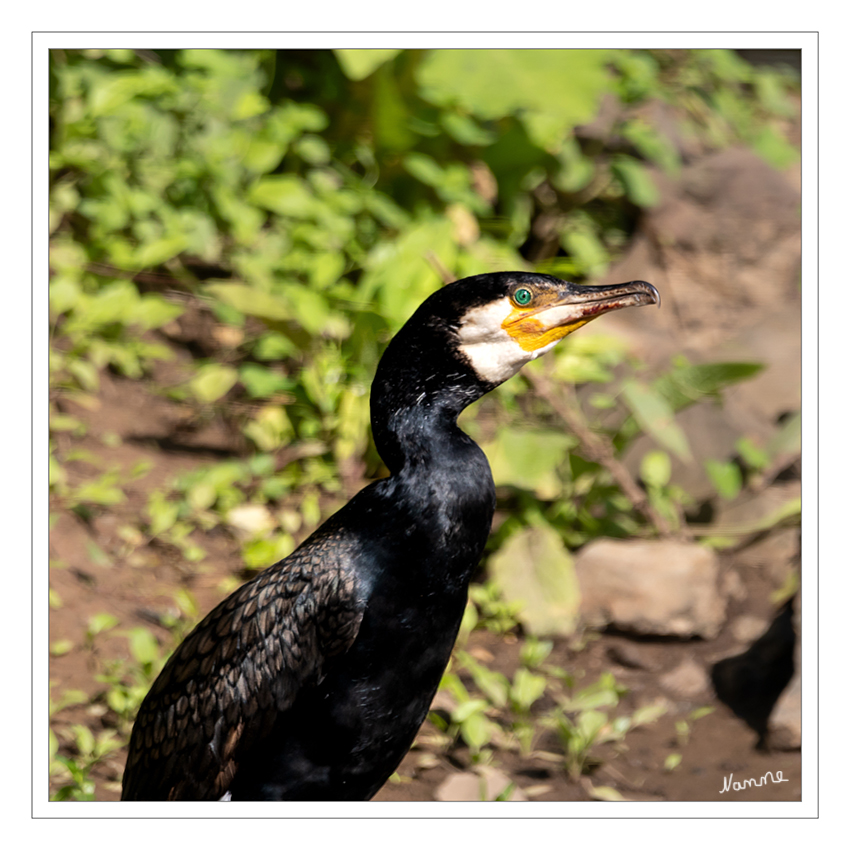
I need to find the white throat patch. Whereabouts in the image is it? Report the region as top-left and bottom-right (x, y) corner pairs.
(456, 298), (535, 385)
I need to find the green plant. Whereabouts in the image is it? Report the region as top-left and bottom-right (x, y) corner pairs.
(51, 724), (123, 801)
(543, 674), (667, 779)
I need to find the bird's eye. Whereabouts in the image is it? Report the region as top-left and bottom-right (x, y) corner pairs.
(513, 287), (533, 306)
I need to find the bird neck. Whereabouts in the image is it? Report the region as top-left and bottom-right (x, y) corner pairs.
(370, 325), (490, 475)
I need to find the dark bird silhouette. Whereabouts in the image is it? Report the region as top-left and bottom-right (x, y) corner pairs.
(711, 597), (797, 750)
(121, 272), (659, 801)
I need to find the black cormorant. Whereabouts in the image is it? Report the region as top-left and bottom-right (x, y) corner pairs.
(121, 272), (659, 801)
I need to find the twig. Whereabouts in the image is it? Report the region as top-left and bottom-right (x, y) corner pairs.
(525, 369), (687, 540)
(425, 252), (455, 286)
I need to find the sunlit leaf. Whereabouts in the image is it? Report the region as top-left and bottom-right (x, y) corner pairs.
(705, 459), (743, 500)
(665, 753), (683, 772)
(87, 612), (119, 636)
(588, 784), (629, 801)
(489, 523), (580, 637)
(50, 639), (73, 656)
(459, 711), (495, 752)
(611, 155), (660, 207)
(188, 363), (238, 404)
(622, 379), (692, 462)
(511, 668), (547, 712)
(334, 49), (401, 81)
(483, 427), (574, 500)
(206, 283), (290, 323)
(654, 362), (764, 412)
(126, 627), (160, 666)
(417, 50), (612, 150)
(641, 450), (671, 489)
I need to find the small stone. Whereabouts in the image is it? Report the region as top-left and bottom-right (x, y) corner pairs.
(435, 767), (526, 802)
(721, 569), (747, 602)
(660, 658), (711, 699)
(731, 615), (770, 644)
(606, 642), (663, 672)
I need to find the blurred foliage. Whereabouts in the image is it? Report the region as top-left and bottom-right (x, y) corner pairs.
(48, 48), (800, 800)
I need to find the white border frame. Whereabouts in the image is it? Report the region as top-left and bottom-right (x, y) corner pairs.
(33, 31), (818, 823)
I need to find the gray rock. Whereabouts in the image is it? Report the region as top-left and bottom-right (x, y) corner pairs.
(575, 538), (726, 638)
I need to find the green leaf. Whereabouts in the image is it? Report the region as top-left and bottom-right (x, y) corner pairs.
(334, 49), (401, 81)
(459, 712), (495, 752)
(689, 706), (715, 722)
(49, 276), (82, 316)
(131, 295), (183, 330)
(87, 612), (119, 637)
(50, 639), (74, 656)
(735, 436), (770, 471)
(240, 364), (290, 399)
(489, 523), (580, 637)
(188, 363), (238, 404)
(576, 709), (608, 742)
(665, 753), (683, 772)
(641, 450), (671, 488)
(561, 227), (610, 277)
(134, 235), (189, 269)
(417, 50), (611, 150)
(206, 283), (291, 323)
(452, 698), (490, 724)
(483, 427), (574, 499)
(458, 653), (510, 707)
(126, 627), (160, 666)
(74, 480), (126, 507)
(611, 155), (660, 207)
(654, 362), (764, 412)
(248, 175), (319, 217)
(242, 406), (293, 452)
(85, 540), (112, 567)
(511, 668), (547, 712)
(50, 414), (85, 433)
(563, 686), (620, 713)
(519, 637), (553, 669)
(588, 784), (628, 801)
(766, 411), (801, 458)
(147, 492), (179, 537)
(622, 379), (692, 462)
(440, 112), (496, 146)
(705, 459), (743, 500)
(621, 118), (680, 174)
(361, 217), (455, 326)
(631, 702), (668, 727)
(242, 534), (294, 569)
(752, 125), (799, 169)
(372, 66), (416, 151)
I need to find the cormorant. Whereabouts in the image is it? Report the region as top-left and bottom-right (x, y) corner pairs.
(121, 272), (659, 801)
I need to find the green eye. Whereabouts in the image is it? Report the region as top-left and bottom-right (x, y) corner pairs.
(513, 287), (532, 306)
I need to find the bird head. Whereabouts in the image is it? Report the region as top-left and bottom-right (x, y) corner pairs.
(371, 272), (659, 471)
(449, 272), (660, 386)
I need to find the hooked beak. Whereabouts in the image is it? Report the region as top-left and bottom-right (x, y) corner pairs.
(503, 279), (660, 354)
(538, 279), (660, 324)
